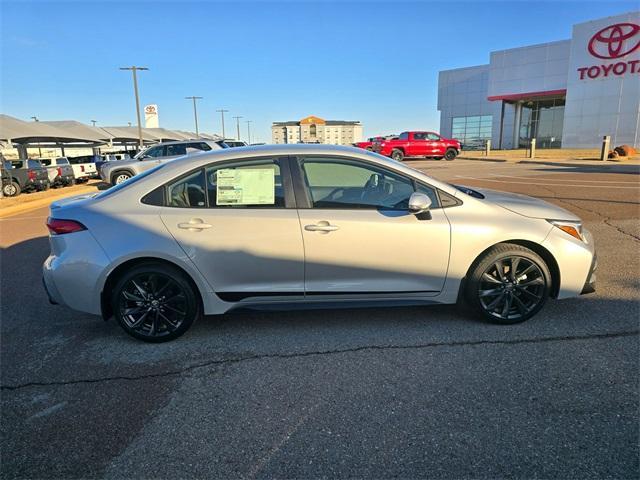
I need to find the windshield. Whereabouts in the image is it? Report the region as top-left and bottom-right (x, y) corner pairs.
(96, 164), (166, 199)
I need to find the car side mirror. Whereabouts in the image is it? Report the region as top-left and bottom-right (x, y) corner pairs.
(408, 192), (432, 218)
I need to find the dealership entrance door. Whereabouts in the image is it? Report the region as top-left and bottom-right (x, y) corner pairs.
(517, 97), (565, 148)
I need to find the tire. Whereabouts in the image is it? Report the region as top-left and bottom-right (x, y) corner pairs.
(444, 148), (457, 161)
(112, 171), (132, 185)
(391, 149), (405, 162)
(464, 243), (551, 324)
(112, 263), (201, 342)
(3, 181), (20, 197)
(40, 181), (50, 191)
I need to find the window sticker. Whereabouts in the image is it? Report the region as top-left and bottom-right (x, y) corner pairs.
(216, 168), (275, 205)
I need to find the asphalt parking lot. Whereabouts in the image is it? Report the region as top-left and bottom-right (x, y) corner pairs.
(1, 158), (639, 479)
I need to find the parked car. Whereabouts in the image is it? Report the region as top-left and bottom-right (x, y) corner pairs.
(221, 140), (248, 148)
(100, 139), (227, 186)
(95, 153), (131, 175)
(43, 144), (596, 343)
(3, 159), (50, 196)
(39, 157), (75, 187)
(373, 131), (461, 161)
(67, 155), (99, 181)
(355, 136), (398, 151)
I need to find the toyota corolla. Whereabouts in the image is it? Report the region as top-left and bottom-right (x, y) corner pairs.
(43, 145), (596, 342)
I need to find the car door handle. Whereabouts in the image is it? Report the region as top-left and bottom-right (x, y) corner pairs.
(178, 219), (212, 231)
(305, 221), (339, 233)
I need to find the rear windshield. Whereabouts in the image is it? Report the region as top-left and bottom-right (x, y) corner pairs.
(95, 164), (166, 199)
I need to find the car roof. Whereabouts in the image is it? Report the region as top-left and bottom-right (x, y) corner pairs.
(121, 144), (458, 197)
(151, 139), (220, 146)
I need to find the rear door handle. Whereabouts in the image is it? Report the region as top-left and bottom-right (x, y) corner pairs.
(305, 221), (339, 233)
(178, 219), (212, 231)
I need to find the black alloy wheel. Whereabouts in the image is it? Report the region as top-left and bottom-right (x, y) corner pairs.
(466, 244), (551, 324)
(113, 264), (200, 342)
(444, 148), (457, 161)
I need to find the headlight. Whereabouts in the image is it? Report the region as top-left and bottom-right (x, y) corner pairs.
(547, 219), (583, 241)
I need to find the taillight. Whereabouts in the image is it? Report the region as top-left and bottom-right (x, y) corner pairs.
(57, 167), (62, 176)
(46, 218), (87, 235)
(28, 170), (36, 180)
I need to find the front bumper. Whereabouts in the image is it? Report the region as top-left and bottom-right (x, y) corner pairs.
(581, 253), (597, 295)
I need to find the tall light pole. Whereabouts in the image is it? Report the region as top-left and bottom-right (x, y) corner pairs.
(216, 108), (229, 139)
(245, 120), (253, 145)
(119, 66), (148, 149)
(233, 116), (243, 141)
(185, 96), (203, 137)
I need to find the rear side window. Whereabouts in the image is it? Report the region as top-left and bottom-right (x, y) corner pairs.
(413, 132), (427, 140)
(187, 142), (212, 151)
(205, 159), (284, 208)
(398, 132), (409, 140)
(28, 160), (42, 169)
(57, 158), (70, 165)
(40, 159), (52, 166)
(167, 169), (207, 208)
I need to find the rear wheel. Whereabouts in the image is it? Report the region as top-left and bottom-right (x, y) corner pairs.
(112, 264), (201, 342)
(3, 181), (20, 197)
(465, 244), (551, 324)
(390, 149), (404, 162)
(112, 172), (132, 185)
(444, 148), (457, 161)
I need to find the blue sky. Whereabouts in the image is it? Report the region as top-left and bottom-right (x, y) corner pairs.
(1, 0), (637, 141)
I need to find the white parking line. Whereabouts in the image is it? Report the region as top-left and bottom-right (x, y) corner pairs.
(454, 176), (640, 189)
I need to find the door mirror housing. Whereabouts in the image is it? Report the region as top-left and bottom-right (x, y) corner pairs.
(408, 192), (432, 215)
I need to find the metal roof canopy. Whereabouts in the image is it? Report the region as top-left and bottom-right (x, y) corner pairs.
(0, 115), (106, 146)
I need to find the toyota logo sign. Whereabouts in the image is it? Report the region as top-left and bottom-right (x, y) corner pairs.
(587, 22), (640, 59)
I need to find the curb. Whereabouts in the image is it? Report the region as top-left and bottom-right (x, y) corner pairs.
(458, 157), (509, 163)
(0, 186), (97, 219)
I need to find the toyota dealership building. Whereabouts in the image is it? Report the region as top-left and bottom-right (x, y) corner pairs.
(437, 11), (639, 149)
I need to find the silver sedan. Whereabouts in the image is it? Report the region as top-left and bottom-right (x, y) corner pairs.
(43, 145), (596, 342)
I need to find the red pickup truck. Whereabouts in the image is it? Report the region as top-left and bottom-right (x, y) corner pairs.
(373, 131), (461, 162)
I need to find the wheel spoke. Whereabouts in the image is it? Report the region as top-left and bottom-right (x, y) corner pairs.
(518, 277), (544, 287)
(512, 294), (529, 315)
(131, 280), (148, 299)
(518, 264), (537, 278)
(124, 306), (145, 316)
(482, 272), (502, 284)
(162, 304), (186, 316)
(510, 257), (521, 281)
(130, 308), (151, 328)
(158, 311), (178, 331)
(479, 288), (502, 298)
(518, 288), (542, 301)
(501, 293), (513, 318)
(122, 291), (144, 302)
(486, 292), (505, 310)
(494, 261), (506, 282)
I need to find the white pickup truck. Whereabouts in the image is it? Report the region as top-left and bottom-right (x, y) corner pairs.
(67, 155), (98, 182)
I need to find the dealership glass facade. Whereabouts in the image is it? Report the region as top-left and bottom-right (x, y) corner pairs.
(518, 98), (565, 149)
(451, 115), (492, 150)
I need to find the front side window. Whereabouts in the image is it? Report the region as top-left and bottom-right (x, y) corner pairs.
(426, 133), (441, 141)
(301, 158), (424, 210)
(166, 144), (187, 156)
(144, 146), (164, 158)
(206, 159), (284, 208)
(28, 160), (42, 169)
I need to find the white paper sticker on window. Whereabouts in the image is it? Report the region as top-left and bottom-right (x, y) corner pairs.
(216, 168), (275, 205)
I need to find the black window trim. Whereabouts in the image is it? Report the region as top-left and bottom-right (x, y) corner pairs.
(291, 155), (459, 211)
(140, 155), (296, 209)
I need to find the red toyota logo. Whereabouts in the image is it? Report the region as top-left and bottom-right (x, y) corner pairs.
(588, 22), (640, 59)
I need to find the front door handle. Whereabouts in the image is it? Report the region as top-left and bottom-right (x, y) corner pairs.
(305, 221), (339, 233)
(178, 219), (212, 231)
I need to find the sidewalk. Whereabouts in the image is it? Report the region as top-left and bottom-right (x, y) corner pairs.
(0, 182), (100, 218)
(459, 149), (640, 165)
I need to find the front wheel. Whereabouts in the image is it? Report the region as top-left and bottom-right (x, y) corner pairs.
(465, 244), (551, 324)
(112, 264), (201, 342)
(3, 181), (20, 197)
(390, 149), (404, 162)
(444, 148), (458, 161)
(112, 172), (132, 185)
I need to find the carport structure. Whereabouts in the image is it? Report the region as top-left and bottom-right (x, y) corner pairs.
(0, 115), (105, 158)
(0, 115), (224, 158)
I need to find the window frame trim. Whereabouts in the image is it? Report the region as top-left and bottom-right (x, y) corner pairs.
(142, 155), (296, 209)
